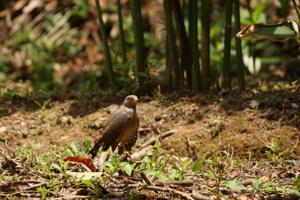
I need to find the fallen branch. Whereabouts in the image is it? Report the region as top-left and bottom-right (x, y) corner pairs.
(57, 193), (97, 199)
(0, 180), (41, 190)
(23, 182), (48, 190)
(190, 191), (211, 200)
(141, 185), (193, 200)
(0, 182), (48, 198)
(155, 180), (194, 187)
(140, 129), (177, 148)
(128, 146), (153, 162)
(0, 191), (42, 198)
(97, 151), (110, 171)
(140, 172), (152, 185)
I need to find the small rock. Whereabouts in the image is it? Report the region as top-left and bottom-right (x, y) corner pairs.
(155, 114), (167, 122)
(292, 103), (298, 109)
(0, 126), (7, 133)
(20, 121), (27, 127)
(58, 116), (73, 125)
(239, 127), (248, 133)
(89, 120), (104, 130)
(259, 175), (269, 182)
(154, 115), (162, 121)
(187, 116), (195, 124)
(20, 129), (29, 138)
(249, 100), (259, 109)
(22, 132), (28, 138)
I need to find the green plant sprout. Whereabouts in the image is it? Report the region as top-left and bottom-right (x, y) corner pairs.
(34, 99), (51, 122)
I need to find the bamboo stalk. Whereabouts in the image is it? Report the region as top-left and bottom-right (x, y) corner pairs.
(117, 0), (127, 65)
(164, 0), (181, 89)
(222, 0), (233, 89)
(95, 0), (116, 87)
(201, 0), (211, 90)
(129, 0), (148, 81)
(189, 0), (201, 91)
(166, 35), (173, 88)
(234, 0), (245, 89)
(173, 0), (192, 89)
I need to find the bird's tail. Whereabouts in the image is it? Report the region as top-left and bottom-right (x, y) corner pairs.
(89, 138), (103, 158)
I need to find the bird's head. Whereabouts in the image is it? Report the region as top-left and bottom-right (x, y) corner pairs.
(123, 95), (138, 109)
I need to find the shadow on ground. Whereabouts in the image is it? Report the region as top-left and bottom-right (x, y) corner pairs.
(218, 90), (300, 129)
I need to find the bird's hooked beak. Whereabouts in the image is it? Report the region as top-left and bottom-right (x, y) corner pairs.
(124, 95), (139, 107)
(132, 96), (138, 103)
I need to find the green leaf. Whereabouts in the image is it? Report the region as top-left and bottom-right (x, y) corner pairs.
(192, 158), (204, 172)
(169, 168), (184, 180)
(289, 189), (300, 196)
(69, 141), (80, 155)
(36, 186), (48, 199)
(0, 174), (6, 181)
(236, 20), (299, 41)
(154, 139), (161, 150)
(66, 172), (103, 181)
(0, 72), (6, 83)
(121, 163), (135, 176)
(279, 0), (291, 17)
(50, 163), (61, 172)
(251, 179), (263, 190)
(83, 139), (92, 154)
(81, 179), (96, 189)
(155, 171), (169, 181)
(181, 160), (192, 172)
(223, 180), (246, 192)
(252, 3), (265, 23)
(295, 175), (300, 191)
(204, 171), (216, 180)
(263, 186), (276, 192)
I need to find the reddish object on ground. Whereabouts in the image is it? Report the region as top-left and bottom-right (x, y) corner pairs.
(64, 156), (97, 172)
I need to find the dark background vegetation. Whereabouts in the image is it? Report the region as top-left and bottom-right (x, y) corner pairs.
(0, 0), (299, 97)
(0, 0), (300, 199)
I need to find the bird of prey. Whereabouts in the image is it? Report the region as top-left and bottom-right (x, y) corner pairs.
(89, 95), (139, 158)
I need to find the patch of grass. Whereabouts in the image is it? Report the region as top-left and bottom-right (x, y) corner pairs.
(265, 139), (294, 165)
(1, 140), (298, 199)
(34, 99), (51, 122)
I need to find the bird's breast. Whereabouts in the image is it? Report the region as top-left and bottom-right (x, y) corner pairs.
(117, 113), (139, 147)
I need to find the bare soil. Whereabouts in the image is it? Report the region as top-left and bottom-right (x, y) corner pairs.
(0, 90), (299, 158)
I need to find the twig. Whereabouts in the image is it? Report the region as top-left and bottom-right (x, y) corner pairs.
(161, 102), (185, 114)
(128, 146), (153, 162)
(52, 194), (96, 200)
(292, 0), (300, 22)
(112, 175), (142, 182)
(156, 180), (194, 187)
(141, 185), (193, 200)
(23, 182), (48, 190)
(97, 151), (110, 171)
(140, 172), (152, 185)
(140, 130), (177, 148)
(0, 180), (41, 190)
(191, 191), (211, 200)
(0, 191), (41, 198)
(0, 182), (48, 198)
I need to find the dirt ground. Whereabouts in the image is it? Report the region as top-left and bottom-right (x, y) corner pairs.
(0, 90), (299, 158)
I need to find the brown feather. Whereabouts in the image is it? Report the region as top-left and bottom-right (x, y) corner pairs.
(89, 95), (139, 158)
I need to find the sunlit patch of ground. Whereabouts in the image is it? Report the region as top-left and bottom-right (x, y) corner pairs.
(0, 91), (299, 157)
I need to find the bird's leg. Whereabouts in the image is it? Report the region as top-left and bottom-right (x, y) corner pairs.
(119, 147), (131, 161)
(89, 140), (103, 159)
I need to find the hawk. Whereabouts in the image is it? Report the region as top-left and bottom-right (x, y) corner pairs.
(89, 95), (139, 158)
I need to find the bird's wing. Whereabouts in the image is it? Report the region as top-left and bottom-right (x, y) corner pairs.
(100, 107), (132, 150)
(123, 112), (139, 150)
